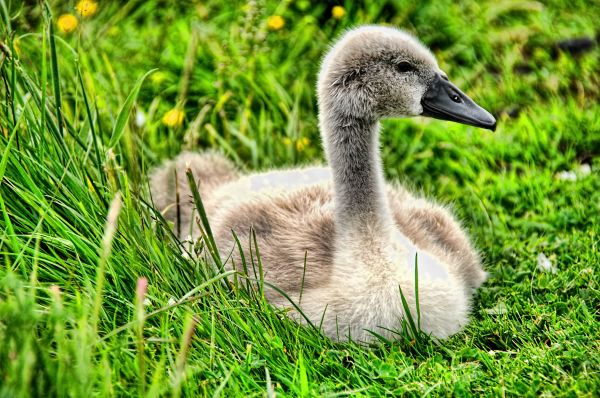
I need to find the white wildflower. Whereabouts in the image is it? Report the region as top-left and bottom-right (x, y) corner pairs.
(556, 163), (592, 181)
(135, 110), (146, 127)
(556, 170), (577, 181)
(537, 252), (557, 273)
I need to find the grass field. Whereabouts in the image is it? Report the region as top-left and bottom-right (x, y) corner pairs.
(1, 0), (599, 396)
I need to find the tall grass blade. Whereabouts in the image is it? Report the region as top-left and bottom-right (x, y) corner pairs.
(78, 68), (105, 185)
(414, 253), (421, 331)
(185, 167), (222, 269)
(45, 5), (63, 138)
(108, 69), (156, 147)
(91, 192), (122, 332)
(398, 284), (419, 340)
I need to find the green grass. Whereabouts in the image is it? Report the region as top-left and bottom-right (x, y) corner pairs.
(1, 0), (599, 396)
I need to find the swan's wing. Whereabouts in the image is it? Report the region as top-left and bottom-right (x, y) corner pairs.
(209, 181), (336, 301)
(386, 186), (485, 289)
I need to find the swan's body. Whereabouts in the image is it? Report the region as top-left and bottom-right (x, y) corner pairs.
(151, 26), (496, 342)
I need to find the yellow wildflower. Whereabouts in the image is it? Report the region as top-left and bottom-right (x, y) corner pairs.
(332, 6), (346, 20)
(296, 137), (310, 151)
(162, 109), (185, 127)
(267, 15), (285, 31)
(57, 14), (78, 33)
(76, 0), (98, 17)
(282, 137), (292, 146)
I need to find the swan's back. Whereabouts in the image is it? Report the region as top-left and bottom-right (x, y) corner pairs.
(149, 151), (239, 233)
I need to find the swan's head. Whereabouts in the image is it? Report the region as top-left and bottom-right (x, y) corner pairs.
(318, 26), (496, 130)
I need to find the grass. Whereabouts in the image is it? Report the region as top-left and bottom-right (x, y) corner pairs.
(1, 0), (599, 396)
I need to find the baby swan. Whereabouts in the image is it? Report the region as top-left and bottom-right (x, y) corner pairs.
(150, 26), (496, 342)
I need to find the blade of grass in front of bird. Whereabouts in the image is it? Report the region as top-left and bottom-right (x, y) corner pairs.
(91, 192), (122, 333)
(415, 252), (421, 332)
(250, 278), (319, 331)
(298, 251), (308, 307)
(231, 230), (254, 297)
(108, 68), (156, 148)
(251, 228), (265, 299)
(398, 282), (419, 340)
(185, 168), (223, 269)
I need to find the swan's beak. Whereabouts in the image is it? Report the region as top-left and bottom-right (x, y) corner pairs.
(421, 74), (496, 131)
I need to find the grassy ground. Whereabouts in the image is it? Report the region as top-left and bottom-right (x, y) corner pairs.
(1, 0), (599, 396)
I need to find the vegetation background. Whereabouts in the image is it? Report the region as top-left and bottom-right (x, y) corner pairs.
(1, 0), (599, 396)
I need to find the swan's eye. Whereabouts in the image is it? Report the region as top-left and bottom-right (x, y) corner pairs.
(396, 61), (416, 73)
(451, 94), (461, 103)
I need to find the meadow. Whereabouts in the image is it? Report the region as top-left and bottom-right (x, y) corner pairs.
(1, 0), (599, 396)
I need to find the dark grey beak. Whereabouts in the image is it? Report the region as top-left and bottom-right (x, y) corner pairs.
(421, 74), (496, 131)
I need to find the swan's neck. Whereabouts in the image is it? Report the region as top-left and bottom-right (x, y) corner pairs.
(322, 114), (392, 233)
